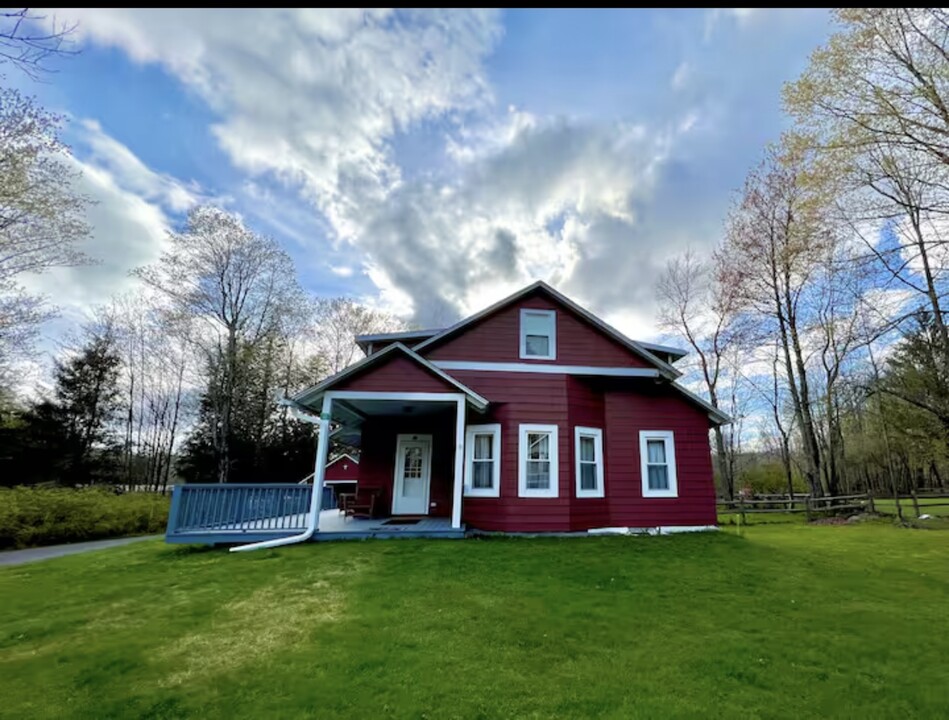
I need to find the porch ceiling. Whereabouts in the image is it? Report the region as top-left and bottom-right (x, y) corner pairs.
(329, 397), (462, 448)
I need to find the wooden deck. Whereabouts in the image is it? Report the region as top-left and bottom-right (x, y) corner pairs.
(164, 482), (465, 544)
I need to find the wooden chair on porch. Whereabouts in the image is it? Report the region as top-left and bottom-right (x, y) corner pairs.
(341, 488), (381, 520)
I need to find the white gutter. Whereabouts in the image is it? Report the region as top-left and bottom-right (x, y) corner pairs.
(231, 396), (332, 553)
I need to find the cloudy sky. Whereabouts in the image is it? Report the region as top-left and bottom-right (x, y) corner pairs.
(13, 8), (833, 345)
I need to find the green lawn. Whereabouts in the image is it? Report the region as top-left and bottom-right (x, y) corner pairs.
(2, 524), (948, 719)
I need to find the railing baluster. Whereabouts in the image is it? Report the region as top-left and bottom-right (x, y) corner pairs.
(167, 484), (318, 537)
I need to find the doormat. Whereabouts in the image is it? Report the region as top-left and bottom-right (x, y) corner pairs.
(382, 518), (422, 526)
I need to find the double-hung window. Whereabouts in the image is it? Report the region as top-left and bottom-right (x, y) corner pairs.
(574, 427), (604, 498)
(640, 430), (678, 498)
(518, 424), (559, 498)
(519, 309), (556, 360)
(464, 424), (501, 498)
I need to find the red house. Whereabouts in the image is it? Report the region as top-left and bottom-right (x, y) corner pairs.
(298, 280), (727, 535)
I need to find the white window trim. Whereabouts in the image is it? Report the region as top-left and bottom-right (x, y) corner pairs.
(518, 423), (559, 498)
(574, 426), (605, 498)
(519, 309), (557, 361)
(464, 423), (501, 498)
(640, 430), (678, 498)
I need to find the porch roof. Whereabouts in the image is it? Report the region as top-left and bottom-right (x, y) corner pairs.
(290, 342), (489, 413)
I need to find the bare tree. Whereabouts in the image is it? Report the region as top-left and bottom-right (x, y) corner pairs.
(312, 297), (404, 375)
(721, 146), (830, 496)
(0, 9), (78, 79)
(656, 249), (743, 498)
(135, 206), (302, 483)
(96, 294), (197, 492)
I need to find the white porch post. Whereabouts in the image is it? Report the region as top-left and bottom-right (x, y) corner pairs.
(311, 395), (334, 533)
(451, 396), (465, 529)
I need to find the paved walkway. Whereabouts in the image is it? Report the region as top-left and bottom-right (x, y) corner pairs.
(0, 535), (161, 567)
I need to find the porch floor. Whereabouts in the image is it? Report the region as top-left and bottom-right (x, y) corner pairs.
(316, 510), (464, 540)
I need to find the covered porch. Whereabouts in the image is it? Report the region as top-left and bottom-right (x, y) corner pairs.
(165, 344), (489, 546)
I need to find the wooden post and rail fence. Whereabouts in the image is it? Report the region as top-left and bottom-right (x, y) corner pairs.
(716, 490), (949, 524)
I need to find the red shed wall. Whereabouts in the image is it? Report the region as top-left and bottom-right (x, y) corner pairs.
(325, 457), (359, 483)
(354, 413), (455, 518)
(421, 293), (651, 368)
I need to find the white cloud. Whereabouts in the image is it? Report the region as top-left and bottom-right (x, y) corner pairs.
(671, 61), (691, 90)
(355, 113), (698, 328)
(21, 121), (197, 319)
(329, 265), (355, 278)
(56, 9), (502, 242)
(43, 8), (826, 345)
(704, 8), (761, 41)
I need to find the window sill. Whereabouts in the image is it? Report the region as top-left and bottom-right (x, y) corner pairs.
(464, 488), (500, 498)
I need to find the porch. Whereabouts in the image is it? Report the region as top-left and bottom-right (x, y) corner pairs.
(165, 484), (465, 544)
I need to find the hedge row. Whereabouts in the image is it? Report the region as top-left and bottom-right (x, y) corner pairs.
(0, 487), (170, 550)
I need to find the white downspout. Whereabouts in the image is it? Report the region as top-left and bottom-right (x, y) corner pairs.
(231, 396), (333, 552)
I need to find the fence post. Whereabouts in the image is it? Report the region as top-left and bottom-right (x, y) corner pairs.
(866, 488), (875, 514)
(805, 496), (811, 523)
(911, 488), (921, 518)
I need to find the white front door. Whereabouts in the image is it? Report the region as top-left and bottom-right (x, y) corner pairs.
(392, 434), (432, 515)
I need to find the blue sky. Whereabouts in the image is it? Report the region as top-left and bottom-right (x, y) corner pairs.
(16, 8), (833, 345)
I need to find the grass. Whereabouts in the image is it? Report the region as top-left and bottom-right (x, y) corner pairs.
(1, 523), (948, 719)
(0, 487), (170, 549)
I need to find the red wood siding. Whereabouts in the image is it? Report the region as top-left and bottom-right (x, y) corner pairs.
(449, 371), (715, 531)
(422, 292), (651, 368)
(456, 371), (573, 531)
(325, 457), (359, 483)
(601, 386), (716, 528)
(567, 377), (609, 530)
(354, 414), (455, 518)
(334, 354), (458, 394)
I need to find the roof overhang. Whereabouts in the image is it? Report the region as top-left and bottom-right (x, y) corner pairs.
(290, 342), (489, 413)
(354, 328), (443, 355)
(667, 381), (732, 426)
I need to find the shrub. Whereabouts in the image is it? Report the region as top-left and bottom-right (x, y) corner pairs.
(0, 487), (170, 550)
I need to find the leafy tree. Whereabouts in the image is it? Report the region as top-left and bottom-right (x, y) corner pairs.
(0, 88), (91, 380)
(5, 330), (121, 485)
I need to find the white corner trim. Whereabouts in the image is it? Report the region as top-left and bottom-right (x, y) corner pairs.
(326, 453), (359, 468)
(574, 426), (605, 498)
(640, 430), (678, 498)
(518, 423), (559, 498)
(519, 308), (557, 360)
(324, 391), (468, 402)
(431, 361), (659, 377)
(463, 423), (501, 498)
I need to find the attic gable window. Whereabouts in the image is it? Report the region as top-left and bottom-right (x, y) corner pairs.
(519, 309), (556, 360)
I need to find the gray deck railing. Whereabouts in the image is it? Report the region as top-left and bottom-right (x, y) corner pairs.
(167, 483), (312, 536)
